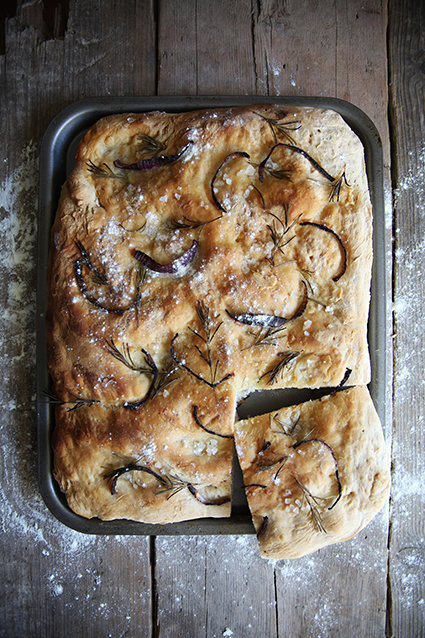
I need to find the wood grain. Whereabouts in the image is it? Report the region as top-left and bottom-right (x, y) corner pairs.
(388, 0), (425, 635)
(0, 2), (156, 636)
(156, 3), (276, 634)
(158, 0), (256, 95)
(155, 536), (278, 637)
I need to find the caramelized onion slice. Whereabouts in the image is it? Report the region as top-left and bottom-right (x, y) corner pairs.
(134, 240), (198, 274)
(187, 485), (231, 506)
(299, 221), (347, 281)
(114, 142), (192, 171)
(192, 405), (234, 439)
(227, 281), (308, 328)
(107, 465), (166, 495)
(74, 241), (140, 315)
(256, 515), (269, 539)
(226, 311), (289, 328)
(211, 151), (250, 213)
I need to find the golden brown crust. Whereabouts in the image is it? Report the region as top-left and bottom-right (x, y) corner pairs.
(52, 377), (235, 523)
(234, 386), (390, 559)
(47, 104), (375, 528)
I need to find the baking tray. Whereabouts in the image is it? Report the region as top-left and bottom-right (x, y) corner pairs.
(37, 96), (386, 535)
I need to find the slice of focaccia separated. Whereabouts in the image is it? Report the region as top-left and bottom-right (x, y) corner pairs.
(234, 386), (390, 559)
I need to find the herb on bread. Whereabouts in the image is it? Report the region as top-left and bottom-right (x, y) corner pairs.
(171, 302), (233, 389)
(114, 142), (192, 171)
(74, 241), (141, 314)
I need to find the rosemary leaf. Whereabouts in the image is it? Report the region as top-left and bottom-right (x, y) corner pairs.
(260, 351), (300, 385)
(86, 160), (126, 181)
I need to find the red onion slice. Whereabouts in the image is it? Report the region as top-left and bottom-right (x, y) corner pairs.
(211, 151), (250, 213)
(299, 221), (347, 281)
(226, 311), (288, 328)
(187, 485), (231, 506)
(114, 142), (192, 171)
(226, 282), (308, 327)
(134, 240), (198, 274)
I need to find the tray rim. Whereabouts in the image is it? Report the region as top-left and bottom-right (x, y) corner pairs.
(36, 95), (386, 535)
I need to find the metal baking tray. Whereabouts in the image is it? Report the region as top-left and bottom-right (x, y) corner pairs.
(37, 96), (386, 535)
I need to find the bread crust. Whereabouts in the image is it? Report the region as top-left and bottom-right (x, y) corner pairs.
(47, 104), (376, 528)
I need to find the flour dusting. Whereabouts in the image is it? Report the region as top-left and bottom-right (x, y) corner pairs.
(0, 142), (100, 555)
(391, 143), (425, 617)
(393, 146), (425, 209)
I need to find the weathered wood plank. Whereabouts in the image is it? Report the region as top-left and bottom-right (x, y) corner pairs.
(251, 1), (390, 634)
(0, 2), (157, 635)
(155, 535), (278, 638)
(157, 0), (197, 95)
(275, 513), (388, 637)
(388, 0), (425, 635)
(158, 0), (256, 95)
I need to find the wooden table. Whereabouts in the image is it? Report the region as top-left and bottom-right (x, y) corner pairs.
(1, 1), (423, 636)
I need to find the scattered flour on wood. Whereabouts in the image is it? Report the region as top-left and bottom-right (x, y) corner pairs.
(393, 146), (425, 210)
(390, 144), (425, 614)
(0, 142), (103, 556)
(393, 145), (425, 391)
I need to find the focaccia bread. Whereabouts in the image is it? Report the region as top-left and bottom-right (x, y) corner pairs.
(52, 377), (235, 523)
(47, 104), (378, 530)
(234, 386), (390, 559)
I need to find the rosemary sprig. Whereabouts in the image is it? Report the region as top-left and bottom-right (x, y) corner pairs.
(265, 166), (293, 181)
(171, 302), (232, 389)
(258, 144), (294, 183)
(75, 240), (108, 285)
(270, 413), (300, 437)
(242, 325), (287, 350)
(86, 159), (126, 180)
(260, 351), (300, 385)
(137, 133), (167, 158)
(105, 339), (178, 407)
(266, 207), (301, 266)
(292, 476), (328, 533)
(169, 213), (222, 230)
(154, 362), (179, 398)
(156, 474), (193, 499)
(329, 170), (350, 202)
(105, 339), (153, 373)
(45, 390), (99, 412)
(157, 474), (230, 506)
(292, 438), (342, 510)
(122, 349), (158, 410)
(254, 111), (301, 145)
